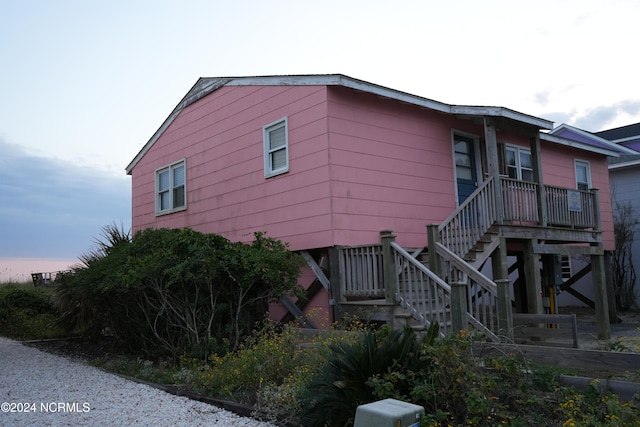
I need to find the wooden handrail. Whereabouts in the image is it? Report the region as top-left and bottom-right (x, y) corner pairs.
(438, 176), (498, 258)
(435, 242), (497, 295)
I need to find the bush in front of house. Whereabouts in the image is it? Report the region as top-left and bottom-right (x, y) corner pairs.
(0, 284), (65, 340)
(53, 225), (305, 359)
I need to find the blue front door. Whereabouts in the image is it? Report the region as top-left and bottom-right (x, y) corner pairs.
(454, 135), (477, 205)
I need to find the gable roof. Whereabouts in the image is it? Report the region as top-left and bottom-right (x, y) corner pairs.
(125, 74), (556, 174)
(548, 123), (635, 155)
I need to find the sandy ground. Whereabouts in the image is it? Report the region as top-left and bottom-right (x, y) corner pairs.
(560, 307), (640, 350)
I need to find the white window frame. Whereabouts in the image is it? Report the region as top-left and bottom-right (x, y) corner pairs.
(263, 117), (289, 178)
(504, 144), (533, 181)
(155, 159), (187, 215)
(574, 159), (591, 191)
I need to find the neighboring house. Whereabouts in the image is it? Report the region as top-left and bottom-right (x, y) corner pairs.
(126, 75), (616, 340)
(595, 123), (640, 308)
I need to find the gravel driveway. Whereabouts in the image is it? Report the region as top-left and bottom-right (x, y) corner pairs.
(0, 337), (276, 427)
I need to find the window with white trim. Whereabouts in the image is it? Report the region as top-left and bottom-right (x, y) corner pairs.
(263, 117), (289, 177)
(574, 160), (591, 191)
(504, 145), (533, 181)
(156, 159), (186, 214)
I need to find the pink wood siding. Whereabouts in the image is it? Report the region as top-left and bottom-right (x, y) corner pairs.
(131, 84), (477, 251)
(131, 85), (334, 250)
(326, 87), (460, 248)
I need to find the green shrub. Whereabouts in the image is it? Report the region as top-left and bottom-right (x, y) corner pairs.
(54, 225), (305, 359)
(0, 285), (64, 339)
(558, 380), (640, 426)
(299, 325), (433, 427)
(188, 321), (301, 402)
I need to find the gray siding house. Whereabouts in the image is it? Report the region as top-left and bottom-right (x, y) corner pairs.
(597, 123), (640, 308)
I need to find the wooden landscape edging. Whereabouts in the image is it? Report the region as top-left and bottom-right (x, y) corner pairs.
(512, 313), (579, 348)
(472, 342), (640, 374)
(558, 375), (640, 402)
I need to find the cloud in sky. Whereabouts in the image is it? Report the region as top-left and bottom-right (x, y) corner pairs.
(0, 140), (131, 259)
(545, 100), (640, 132)
(2, 0), (640, 264)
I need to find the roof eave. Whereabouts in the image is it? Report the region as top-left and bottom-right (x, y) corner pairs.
(451, 105), (553, 129)
(125, 78), (231, 174)
(609, 160), (640, 170)
(540, 133), (620, 157)
(125, 74), (556, 173)
(549, 123), (638, 155)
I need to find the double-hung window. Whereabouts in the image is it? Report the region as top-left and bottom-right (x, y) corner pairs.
(574, 160), (591, 191)
(504, 145), (533, 181)
(263, 117), (289, 177)
(156, 159), (186, 214)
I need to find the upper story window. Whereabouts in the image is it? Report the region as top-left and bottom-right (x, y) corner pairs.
(263, 117), (289, 178)
(575, 160), (591, 191)
(156, 159), (186, 215)
(504, 145), (533, 181)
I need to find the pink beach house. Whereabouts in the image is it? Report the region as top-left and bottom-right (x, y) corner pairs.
(126, 75), (617, 341)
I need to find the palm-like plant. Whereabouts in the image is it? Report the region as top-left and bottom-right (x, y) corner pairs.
(52, 223), (131, 337)
(300, 323), (438, 427)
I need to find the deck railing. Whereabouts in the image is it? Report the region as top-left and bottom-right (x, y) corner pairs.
(500, 177), (539, 224)
(338, 244), (385, 298)
(439, 173), (597, 257)
(545, 185), (598, 229)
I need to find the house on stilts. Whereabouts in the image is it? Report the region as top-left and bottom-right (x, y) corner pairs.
(126, 74), (619, 343)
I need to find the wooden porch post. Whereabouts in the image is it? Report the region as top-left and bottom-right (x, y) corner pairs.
(426, 224), (442, 279)
(328, 247), (343, 322)
(524, 240), (543, 314)
(483, 118), (504, 223)
(491, 237), (513, 339)
(604, 251), (619, 323)
(530, 135), (547, 227)
(591, 188), (601, 232)
(380, 230), (397, 304)
(451, 280), (468, 333)
(592, 250), (611, 340)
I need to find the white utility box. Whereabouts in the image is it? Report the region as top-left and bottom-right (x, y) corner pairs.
(354, 398), (424, 427)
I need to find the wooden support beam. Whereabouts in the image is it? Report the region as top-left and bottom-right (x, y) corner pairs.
(562, 287), (595, 308)
(532, 244), (604, 256)
(451, 281), (468, 333)
(560, 264), (591, 290)
(604, 251), (620, 323)
(524, 240), (543, 314)
(508, 259), (521, 274)
(484, 118), (504, 223)
(492, 237), (512, 339)
(558, 263), (596, 308)
(426, 224), (442, 279)
(328, 247), (343, 321)
(499, 225), (601, 243)
(280, 295), (317, 329)
(591, 252), (611, 340)
(300, 250), (330, 291)
(381, 230), (397, 303)
(530, 135), (548, 227)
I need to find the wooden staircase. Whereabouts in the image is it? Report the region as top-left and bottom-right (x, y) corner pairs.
(463, 226), (500, 269)
(338, 177), (504, 340)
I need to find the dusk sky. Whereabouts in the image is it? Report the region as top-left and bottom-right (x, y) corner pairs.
(1, 0), (639, 280)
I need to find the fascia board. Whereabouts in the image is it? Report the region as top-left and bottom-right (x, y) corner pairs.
(540, 133), (620, 157)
